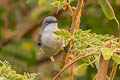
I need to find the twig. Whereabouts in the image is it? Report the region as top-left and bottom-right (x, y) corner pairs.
(70, 64), (74, 80)
(60, 40), (73, 69)
(70, 0), (83, 33)
(53, 51), (97, 80)
(67, 3), (75, 16)
(70, 49), (76, 80)
(109, 62), (118, 80)
(60, 0), (83, 70)
(60, 1), (84, 80)
(96, 40), (112, 80)
(69, 1), (83, 79)
(88, 58), (97, 65)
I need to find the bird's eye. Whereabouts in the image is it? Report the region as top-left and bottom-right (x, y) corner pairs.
(46, 21), (51, 24)
(46, 20), (58, 24)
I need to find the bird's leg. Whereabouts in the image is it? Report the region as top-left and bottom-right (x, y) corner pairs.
(50, 56), (58, 74)
(63, 46), (68, 52)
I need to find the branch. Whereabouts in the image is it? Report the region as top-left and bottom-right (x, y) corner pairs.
(53, 51), (97, 80)
(109, 62), (118, 80)
(70, 0), (83, 34)
(60, 39), (73, 69)
(70, 64), (74, 80)
(60, 0), (83, 70)
(70, 49), (76, 80)
(60, 1), (84, 80)
(69, 1), (83, 80)
(96, 40), (112, 80)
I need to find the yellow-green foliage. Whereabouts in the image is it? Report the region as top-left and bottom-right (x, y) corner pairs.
(0, 61), (39, 80)
(53, 29), (117, 54)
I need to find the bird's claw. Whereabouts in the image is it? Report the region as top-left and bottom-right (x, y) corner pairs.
(54, 69), (59, 74)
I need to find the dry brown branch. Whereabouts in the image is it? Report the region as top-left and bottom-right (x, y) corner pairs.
(109, 40), (120, 80)
(30, 50), (120, 66)
(109, 62), (118, 80)
(70, 0), (83, 34)
(70, 64), (74, 80)
(59, 1), (83, 80)
(70, 49), (76, 80)
(67, 3), (75, 16)
(60, 39), (73, 69)
(96, 40), (112, 80)
(69, 1), (83, 80)
(60, 0), (83, 69)
(53, 51), (97, 80)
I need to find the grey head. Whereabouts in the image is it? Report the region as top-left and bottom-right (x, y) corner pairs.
(37, 16), (58, 46)
(41, 16), (58, 32)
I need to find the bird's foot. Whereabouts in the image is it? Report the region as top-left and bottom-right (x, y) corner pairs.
(63, 46), (68, 52)
(54, 69), (59, 74)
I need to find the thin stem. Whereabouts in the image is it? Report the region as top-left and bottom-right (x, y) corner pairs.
(96, 41), (112, 80)
(60, 0), (83, 70)
(53, 52), (97, 80)
(67, 3), (75, 16)
(70, 64), (74, 80)
(60, 40), (72, 69)
(60, 0), (83, 80)
(109, 62), (118, 80)
(88, 58), (97, 65)
(70, 0), (83, 34)
(70, 49), (76, 80)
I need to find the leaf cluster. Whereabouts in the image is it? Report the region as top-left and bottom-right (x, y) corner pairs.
(54, 29), (116, 55)
(0, 61), (39, 80)
(0, 39), (39, 73)
(53, 29), (120, 75)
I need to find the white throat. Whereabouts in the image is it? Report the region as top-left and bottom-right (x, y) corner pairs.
(43, 23), (58, 33)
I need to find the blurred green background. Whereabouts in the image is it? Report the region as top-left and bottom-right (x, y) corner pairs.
(0, 0), (120, 80)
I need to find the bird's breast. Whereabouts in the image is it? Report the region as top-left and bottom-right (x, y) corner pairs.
(41, 24), (59, 47)
(40, 24), (63, 56)
(41, 30), (60, 48)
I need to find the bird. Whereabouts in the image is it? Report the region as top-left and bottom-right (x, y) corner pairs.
(37, 16), (64, 71)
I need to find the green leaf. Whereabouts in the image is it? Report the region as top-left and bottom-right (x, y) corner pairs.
(95, 58), (99, 70)
(112, 53), (120, 64)
(61, 29), (70, 36)
(77, 45), (87, 50)
(101, 48), (112, 60)
(98, 0), (114, 20)
(81, 58), (89, 63)
(51, 1), (60, 7)
(74, 30), (82, 35)
(60, 0), (64, 2)
(98, 0), (119, 28)
(76, 63), (88, 75)
(0, 60), (39, 80)
(53, 29), (70, 36)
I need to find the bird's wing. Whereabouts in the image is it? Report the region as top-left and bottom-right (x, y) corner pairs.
(37, 33), (42, 46)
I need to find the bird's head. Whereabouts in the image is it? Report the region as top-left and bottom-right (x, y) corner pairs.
(41, 16), (58, 31)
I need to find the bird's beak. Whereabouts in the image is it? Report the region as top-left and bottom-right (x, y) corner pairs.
(52, 20), (58, 23)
